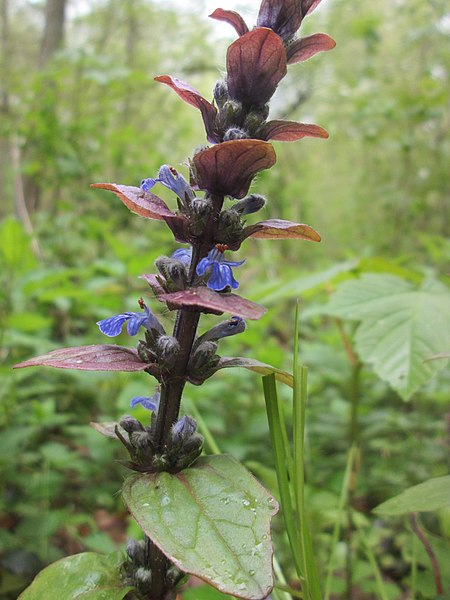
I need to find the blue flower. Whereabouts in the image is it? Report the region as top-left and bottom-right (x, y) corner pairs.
(172, 247), (192, 266)
(97, 300), (163, 337)
(141, 165), (194, 203)
(130, 389), (160, 412)
(196, 245), (245, 291)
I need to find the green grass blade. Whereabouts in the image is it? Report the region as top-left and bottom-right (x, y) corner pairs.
(324, 446), (357, 600)
(263, 374), (303, 576)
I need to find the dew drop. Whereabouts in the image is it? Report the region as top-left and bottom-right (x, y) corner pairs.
(142, 503), (149, 507)
(161, 495), (171, 506)
(248, 569), (256, 576)
(242, 499), (250, 507)
(262, 534), (268, 540)
(76, 360), (83, 364)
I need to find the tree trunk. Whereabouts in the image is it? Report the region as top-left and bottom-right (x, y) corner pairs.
(39, 0), (67, 68)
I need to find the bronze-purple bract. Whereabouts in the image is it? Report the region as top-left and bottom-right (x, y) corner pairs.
(159, 287), (266, 320)
(155, 76), (220, 143)
(286, 33), (336, 64)
(193, 140), (276, 199)
(243, 219), (321, 242)
(91, 183), (189, 243)
(257, 0), (324, 41)
(260, 120), (328, 141)
(13, 345), (149, 372)
(209, 8), (249, 37)
(226, 28), (287, 107)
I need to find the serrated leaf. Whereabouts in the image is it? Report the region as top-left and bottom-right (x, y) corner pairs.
(18, 552), (133, 600)
(214, 357), (293, 387)
(325, 275), (450, 399)
(13, 345), (148, 372)
(374, 475), (450, 516)
(122, 455), (278, 600)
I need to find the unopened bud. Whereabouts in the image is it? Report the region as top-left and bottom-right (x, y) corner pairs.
(189, 197), (212, 236)
(233, 194), (266, 215)
(244, 105), (270, 133)
(223, 127), (249, 141)
(120, 415), (144, 433)
(156, 335), (180, 369)
(155, 256), (188, 291)
(199, 316), (246, 343)
(217, 209), (244, 246)
(213, 80), (229, 109)
(137, 340), (156, 363)
(126, 538), (146, 565)
(171, 415), (197, 444)
(135, 567), (152, 586)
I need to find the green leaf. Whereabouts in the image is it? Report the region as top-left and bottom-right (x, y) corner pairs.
(374, 475), (450, 516)
(122, 455), (279, 600)
(325, 274), (450, 399)
(18, 552), (134, 599)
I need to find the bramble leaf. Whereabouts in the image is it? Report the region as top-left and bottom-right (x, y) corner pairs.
(324, 274), (450, 399)
(18, 552), (133, 600)
(122, 455), (278, 600)
(14, 345), (148, 372)
(374, 476), (450, 516)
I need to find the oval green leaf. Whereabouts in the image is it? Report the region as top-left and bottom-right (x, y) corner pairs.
(374, 475), (450, 516)
(18, 552), (133, 600)
(122, 455), (279, 600)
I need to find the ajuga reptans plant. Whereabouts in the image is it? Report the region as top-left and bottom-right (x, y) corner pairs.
(15, 1), (335, 599)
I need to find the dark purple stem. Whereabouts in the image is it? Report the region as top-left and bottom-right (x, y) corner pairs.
(147, 194), (224, 599)
(409, 513), (443, 595)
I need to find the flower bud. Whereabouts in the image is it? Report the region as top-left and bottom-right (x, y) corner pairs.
(171, 415), (197, 445)
(189, 197), (212, 236)
(213, 80), (229, 109)
(156, 335), (180, 369)
(243, 105), (270, 133)
(135, 567), (152, 586)
(216, 209), (244, 246)
(130, 430), (153, 451)
(137, 340), (156, 363)
(120, 415), (144, 433)
(126, 538), (146, 566)
(199, 316), (246, 343)
(188, 340), (219, 373)
(223, 127), (249, 141)
(233, 194), (266, 215)
(155, 256), (188, 291)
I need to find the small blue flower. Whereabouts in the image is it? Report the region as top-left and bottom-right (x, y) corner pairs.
(196, 245), (245, 291)
(172, 247), (192, 266)
(171, 415), (197, 442)
(130, 389), (160, 412)
(97, 301), (163, 337)
(141, 165), (194, 203)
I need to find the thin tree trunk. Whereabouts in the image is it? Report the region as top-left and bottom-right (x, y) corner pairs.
(39, 0), (67, 68)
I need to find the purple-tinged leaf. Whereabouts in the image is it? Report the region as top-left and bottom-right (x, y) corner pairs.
(193, 140), (276, 199)
(91, 422), (126, 440)
(302, 0), (324, 17)
(158, 287), (267, 321)
(243, 219), (321, 242)
(226, 28), (287, 106)
(257, 0), (303, 41)
(140, 273), (166, 296)
(91, 183), (173, 220)
(163, 213), (190, 244)
(287, 33), (336, 64)
(260, 120), (329, 141)
(209, 8), (249, 36)
(155, 76), (220, 143)
(214, 357), (294, 387)
(13, 345), (148, 372)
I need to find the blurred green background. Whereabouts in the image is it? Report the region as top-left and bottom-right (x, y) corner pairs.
(1, 0), (449, 598)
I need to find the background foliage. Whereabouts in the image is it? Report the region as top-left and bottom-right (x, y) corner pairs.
(1, 0), (449, 598)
